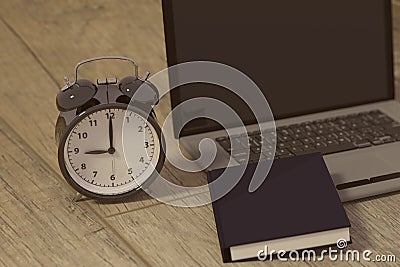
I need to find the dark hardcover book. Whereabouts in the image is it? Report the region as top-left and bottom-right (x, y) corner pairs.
(207, 153), (351, 262)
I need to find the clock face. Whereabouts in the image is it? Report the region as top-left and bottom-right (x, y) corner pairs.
(62, 105), (161, 196)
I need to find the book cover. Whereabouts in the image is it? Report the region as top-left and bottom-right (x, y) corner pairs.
(207, 153), (351, 262)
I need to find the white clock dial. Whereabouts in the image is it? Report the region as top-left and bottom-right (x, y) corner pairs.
(63, 107), (160, 195)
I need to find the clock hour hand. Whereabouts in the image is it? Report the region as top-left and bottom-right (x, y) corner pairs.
(85, 150), (109, 155)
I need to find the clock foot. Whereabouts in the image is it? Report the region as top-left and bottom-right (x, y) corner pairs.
(73, 192), (83, 202)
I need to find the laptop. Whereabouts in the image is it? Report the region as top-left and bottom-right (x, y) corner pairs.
(161, 0), (400, 201)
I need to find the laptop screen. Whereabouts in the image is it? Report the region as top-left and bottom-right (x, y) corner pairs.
(162, 0), (394, 137)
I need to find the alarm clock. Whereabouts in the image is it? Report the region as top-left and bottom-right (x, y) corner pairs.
(55, 56), (165, 199)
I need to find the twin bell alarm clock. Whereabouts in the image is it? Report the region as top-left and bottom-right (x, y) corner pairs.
(55, 56), (165, 199)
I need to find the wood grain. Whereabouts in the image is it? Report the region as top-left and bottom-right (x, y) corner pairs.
(0, 118), (148, 266)
(0, 0), (399, 266)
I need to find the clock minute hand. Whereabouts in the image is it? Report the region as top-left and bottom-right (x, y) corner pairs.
(85, 150), (109, 155)
(109, 117), (114, 149)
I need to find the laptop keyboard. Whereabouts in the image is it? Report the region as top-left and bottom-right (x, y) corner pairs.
(216, 110), (400, 164)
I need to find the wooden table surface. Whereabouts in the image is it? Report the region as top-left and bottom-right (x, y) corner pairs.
(0, 0), (399, 266)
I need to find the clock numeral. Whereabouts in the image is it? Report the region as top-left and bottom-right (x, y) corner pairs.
(139, 157), (144, 163)
(138, 126), (143, 132)
(89, 120), (97, 127)
(128, 168), (133, 175)
(77, 132), (88, 139)
(144, 141), (149, 148)
(93, 171), (98, 177)
(106, 112), (115, 119)
(74, 148), (79, 154)
(81, 163), (86, 170)
(110, 174), (116, 180)
(126, 117), (130, 123)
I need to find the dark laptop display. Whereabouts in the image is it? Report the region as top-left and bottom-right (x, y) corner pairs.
(162, 0), (394, 137)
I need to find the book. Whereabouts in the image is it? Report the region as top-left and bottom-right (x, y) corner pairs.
(207, 153), (351, 262)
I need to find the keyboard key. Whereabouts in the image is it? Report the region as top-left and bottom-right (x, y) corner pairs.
(289, 140), (303, 146)
(336, 131), (349, 137)
(302, 144), (315, 150)
(277, 142), (289, 149)
(262, 150), (275, 159)
(301, 137), (315, 144)
(326, 140), (339, 146)
(313, 135), (326, 142)
(338, 137), (351, 144)
(315, 142), (327, 148)
(251, 146), (261, 154)
(293, 149), (320, 156)
(279, 153), (295, 159)
(371, 139), (384, 145)
(216, 138), (231, 151)
(232, 150), (249, 158)
(276, 148), (291, 156)
(278, 135), (292, 142)
(231, 137), (249, 150)
(324, 133), (338, 140)
(249, 152), (262, 162)
(319, 142), (357, 155)
(384, 126), (400, 136)
(383, 138), (396, 144)
(235, 157), (248, 164)
(354, 141), (372, 148)
(288, 146), (304, 154)
(249, 137), (259, 147)
(304, 131), (316, 137)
